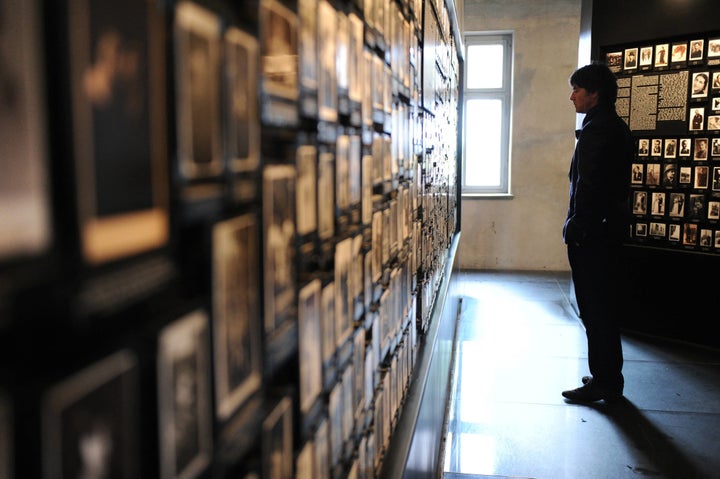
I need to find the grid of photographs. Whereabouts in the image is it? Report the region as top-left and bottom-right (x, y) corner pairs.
(608, 32), (720, 254)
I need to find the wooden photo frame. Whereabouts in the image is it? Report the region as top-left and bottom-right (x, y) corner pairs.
(263, 165), (297, 335)
(42, 350), (139, 479)
(0, 0), (52, 261)
(224, 27), (260, 174)
(174, 1), (223, 182)
(71, 0), (169, 264)
(212, 213), (263, 420)
(157, 309), (213, 479)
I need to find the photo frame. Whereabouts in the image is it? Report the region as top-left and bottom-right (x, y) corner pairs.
(298, 279), (323, 415)
(664, 138), (677, 158)
(651, 138), (663, 156)
(635, 222), (647, 239)
(298, 0), (319, 114)
(317, 149), (335, 241)
(262, 396), (293, 479)
(662, 163), (677, 187)
(639, 46), (653, 68)
(670, 42), (688, 64)
(224, 26), (260, 174)
(42, 349), (139, 479)
(691, 71), (710, 99)
(651, 191), (666, 216)
(71, 0), (169, 264)
(0, 0), (52, 261)
(689, 194), (706, 220)
(683, 223), (698, 246)
(263, 165), (297, 335)
(637, 138), (650, 156)
(259, 0), (299, 102)
(668, 192), (686, 218)
(632, 190), (647, 215)
(713, 72), (720, 91)
(606, 51), (622, 72)
(679, 138), (692, 157)
(712, 96), (720, 111)
(296, 145), (318, 237)
(709, 38), (720, 60)
(713, 167), (720, 191)
(654, 43), (669, 68)
(679, 166), (692, 185)
(694, 138), (709, 160)
(317, 0), (338, 122)
(321, 280), (336, 366)
(336, 134), (350, 212)
(713, 138), (720, 156)
(174, 1), (223, 181)
(689, 39), (705, 61)
(708, 199), (720, 219)
(690, 107), (705, 131)
(335, 237), (353, 348)
(650, 221), (666, 238)
(699, 228), (713, 247)
(668, 223), (681, 241)
(708, 114), (720, 130)
(646, 163), (660, 186)
(694, 165), (709, 189)
(212, 213), (262, 420)
(623, 47), (638, 71)
(157, 309), (213, 479)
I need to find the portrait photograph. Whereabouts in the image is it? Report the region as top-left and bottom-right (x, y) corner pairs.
(263, 165), (297, 335)
(691, 71), (710, 98)
(225, 27), (260, 174)
(694, 137), (709, 160)
(639, 46), (654, 67)
(72, 0), (169, 265)
(709, 38), (720, 59)
(699, 228), (713, 247)
(683, 223), (698, 246)
(662, 163), (677, 187)
(668, 192), (686, 218)
(650, 221), (666, 238)
(713, 138), (720, 156)
(42, 349), (139, 479)
(262, 396), (293, 479)
(623, 47), (638, 71)
(664, 138), (677, 158)
(708, 199), (720, 219)
(635, 222), (647, 238)
(689, 194), (706, 220)
(317, 0), (338, 122)
(668, 223), (681, 241)
(713, 73), (720, 91)
(157, 309), (213, 479)
(694, 165), (709, 189)
(212, 213), (262, 420)
(713, 167), (720, 191)
(670, 42), (687, 64)
(0, 0), (52, 262)
(298, 279), (323, 415)
(689, 39), (705, 61)
(678, 138), (692, 157)
(175, 1), (223, 181)
(260, 0), (299, 102)
(645, 163), (661, 186)
(651, 191), (666, 216)
(637, 138), (650, 156)
(651, 138), (663, 156)
(654, 43), (669, 67)
(689, 107), (705, 131)
(633, 190), (647, 215)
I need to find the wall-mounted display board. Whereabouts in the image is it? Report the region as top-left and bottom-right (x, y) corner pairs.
(603, 31), (720, 254)
(0, 0), (460, 478)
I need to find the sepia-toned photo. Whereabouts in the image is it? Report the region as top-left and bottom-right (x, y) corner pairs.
(212, 213), (263, 420)
(649, 221), (666, 238)
(699, 228), (713, 247)
(639, 46), (653, 67)
(689, 39), (705, 61)
(691, 71), (710, 98)
(636, 221), (648, 237)
(708, 198), (720, 219)
(694, 137), (709, 160)
(633, 190), (647, 215)
(668, 223), (681, 241)
(690, 107), (705, 131)
(623, 47), (638, 70)
(709, 38), (720, 58)
(637, 138), (650, 156)
(646, 163), (661, 186)
(225, 27), (260, 174)
(688, 194), (706, 220)
(714, 167), (720, 191)
(671, 42), (688, 63)
(683, 222), (698, 246)
(42, 350), (139, 479)
(298, 279), (323, 415)
(157, 309), (213, 479)
(651, 191), (666, 216)
(678, 138), (692, 157)
(73, 0), (169, 264)
(707, 115), (720, 130)
(668, 192), (686, 218)
(713, 138), (720, 156)
(679, 166), (692, 185)
(263, 165), (297, 335)
(334, 237), (353, 348)
(605, 51), (622, 72)
(694, 165), (709, 189)
(298, 0), (319, 96)
(664, 138), (677, 158)
(651, 138), (663, 156)
(655, 43), (669, 67)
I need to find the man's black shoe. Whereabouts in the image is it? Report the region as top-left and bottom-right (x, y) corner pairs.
(562, 380), (623, 403)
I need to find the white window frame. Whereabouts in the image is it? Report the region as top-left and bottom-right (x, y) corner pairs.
(462, 32), (513, 196)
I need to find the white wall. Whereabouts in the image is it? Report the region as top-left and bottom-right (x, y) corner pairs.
(457, 0), (582, 271)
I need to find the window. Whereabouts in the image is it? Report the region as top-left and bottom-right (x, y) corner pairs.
(462, 33), (513, 195)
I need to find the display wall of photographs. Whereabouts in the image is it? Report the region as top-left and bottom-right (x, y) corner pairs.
(71, 0), (169, 265)
(212, 213), (262, 420)
(0, 0), (52, 262)
(42, 349), (139, 479)
(157, 309), (213, 479)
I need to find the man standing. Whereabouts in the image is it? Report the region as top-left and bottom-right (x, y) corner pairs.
(562, 63), (634, 403)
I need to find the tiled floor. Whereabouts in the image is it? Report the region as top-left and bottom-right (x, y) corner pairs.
(441, 270), (720, 479)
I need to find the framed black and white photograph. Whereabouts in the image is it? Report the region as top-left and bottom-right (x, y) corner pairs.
(655, 43), (669, 68)
(639, 46), (653, 68)
(670, 42), (687, 64)
(157, 309), (213, 479)
(709, 38), (720, 60)
(689, 194), (706, 220)
(317, 0), (338, 123)
(263, 165), (297, 335)
(298, 0), (319, 117)
(212, 213), (262, 420)
(262, 396), (293, 479)
(691, 71), (710, 98)
(623, 47), (638, 71)
(708, 115), (720, 130)
(679, 138), (692, 157)
(668, 223), (681, 241)
(690, 107), (705, 131)
(224, 26), (260, 174)
(651, 138), (663, 156)
(42, 349), (139, 479)
(636, 221), (648, 238)
(694, 137), (709, 160)
(605, 51), (622, 72)
(713, 138), (720, 156)
(637, 138), (650, 156)
(689, 39), (705, 61)
(71, 0), (169, 265)
(260, 0), (298, 102)
(708, 199), (720, 219)
(0, 0), (52, 262)
(646, 163), (660, 186)
(317, 150), (335, 241)
(650, 222), (666, 238)
(699, 228), (713, 247)
(174, 1), (223, 182)
(651, 191), (666, 216)
(633, 191), (647, 215)
(694, 165), (709, 189)
(683, 223), (698, 246)
(668, 192), (685, 218)
(713, 167), (720, 191)
(713, 72), (720, 91)
(664, 138), (677, 158)
(296, 145), (318, 237)
(298, 279), (323, 415)
(662, 163), (677, 187)
(679, 166), (692, 185)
